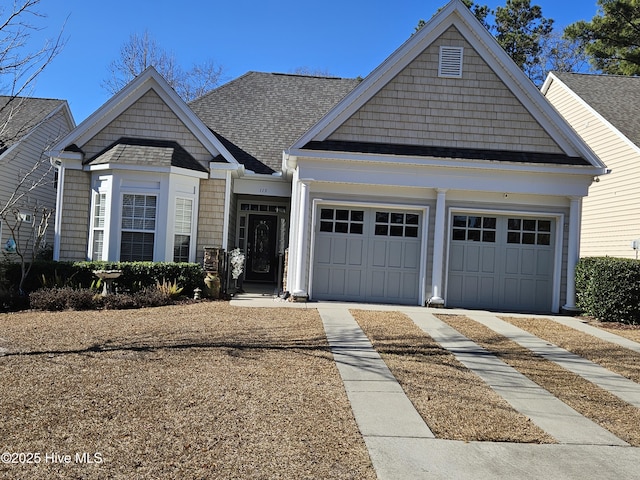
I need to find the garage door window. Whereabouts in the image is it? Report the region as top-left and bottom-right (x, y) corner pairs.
(319, 208), (364, 234)
(374, 211), (419, 237)
(507, 218), (551, 245)
(452, 215), (496, 242)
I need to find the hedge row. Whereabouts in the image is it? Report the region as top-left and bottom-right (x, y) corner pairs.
(2, 260), (205, 297)
(576, 257), (640, 324)
(29, 286), (175, 311)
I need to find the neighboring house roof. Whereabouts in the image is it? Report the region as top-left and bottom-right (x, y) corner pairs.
(189, 72), (360, 174)
(550, 72), (640, 148)
(86, 137), (208, 172)
(0, 96), (67, 155)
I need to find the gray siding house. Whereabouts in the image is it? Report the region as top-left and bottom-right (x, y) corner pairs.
(0, 96), (75, 258)
(48, 0), (605, 312)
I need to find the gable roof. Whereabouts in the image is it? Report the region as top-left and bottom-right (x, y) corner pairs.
(86, 137), (208, 172)
(0, 96), (68, 155)
(189, 72), (360, 174)
(547, 72), (640, 149)
(48, 67), (237, 166)
(290, 0), (604, 171)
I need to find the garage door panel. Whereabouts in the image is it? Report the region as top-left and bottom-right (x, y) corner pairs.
(537, 250), (552, 275)
(465, 245), (481, 272)
(313, 206), (422, 304)
(347, 269), (364, 296)
(348, 238), (364, 266)
(388, 241), (403, 268)
(448, 214), (555, 312)
(404, 242), (420, 269)
(449, 244), (464, 272)
(482, 246), (496, 273)
(370, 270), (386, 297)
(332, 237), (348, 265)
(371, 240), (388, 268)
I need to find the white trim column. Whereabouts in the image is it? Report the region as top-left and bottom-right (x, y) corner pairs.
(292, 180), (310, 298)
(429, 188), (447, 307)
(563, 196), (582, 312)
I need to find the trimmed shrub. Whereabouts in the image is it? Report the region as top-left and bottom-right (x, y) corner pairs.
(29, 287), (96, 311)
(72, 261), (205, 297)
(575, 257), (640, 324)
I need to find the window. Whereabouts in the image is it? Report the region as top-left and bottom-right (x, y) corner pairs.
(173, 198), (193, 262)
(439, 46), (463, 78)
(507, 218), (551, 246)
(319, 208), (364, 234)
(452, 215), (496, 242)
(92, 193), (107, 261)
(120, 194), (156, 261)
(374, 211), (419, 237)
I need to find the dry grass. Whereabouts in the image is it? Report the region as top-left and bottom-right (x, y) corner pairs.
(501, 317), (640, 384)
(0, 303), (375, 480)
(350, 310), (554, 443)
(438, 314), (640, 446)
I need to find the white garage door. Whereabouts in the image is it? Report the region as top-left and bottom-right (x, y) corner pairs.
(312, 207), (422, 305)
(447, 214), (555, 312)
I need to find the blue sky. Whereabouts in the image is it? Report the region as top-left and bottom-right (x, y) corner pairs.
(28, 0), (601, 123)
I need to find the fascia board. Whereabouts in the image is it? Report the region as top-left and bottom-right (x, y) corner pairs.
(289, 147), (607, 177)
(296, 158), (595, 197)
(542, 72), (640, 161)
(84, 162), (208, 179)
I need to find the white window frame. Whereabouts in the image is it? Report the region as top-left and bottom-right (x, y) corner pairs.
(173, 196), (194, 263)
(119, 193), (157, 262)
(90, 192), (108, 261)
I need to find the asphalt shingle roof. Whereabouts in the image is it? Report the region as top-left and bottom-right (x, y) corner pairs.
(0, 96), (65, 155)
(189, 72), (360, 174)
(553, 72), (640, 148)
(86, 137), (207, 172)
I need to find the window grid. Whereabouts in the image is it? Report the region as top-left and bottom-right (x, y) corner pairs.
(452, 215), (497, 243)
(319, 208), (364, 234)
(374, 211), (419, 237)
(507, 218), (551, 246)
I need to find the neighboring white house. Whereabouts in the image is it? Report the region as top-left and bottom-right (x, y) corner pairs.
(542, 72), (640, 259)
(0, 96), (75, 258)
(48, 0), (606, 313)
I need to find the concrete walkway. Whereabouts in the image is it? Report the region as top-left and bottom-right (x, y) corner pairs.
(230, 292), (640, 479)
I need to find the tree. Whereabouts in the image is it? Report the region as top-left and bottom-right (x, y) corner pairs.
(494, 0), (554, 79)
(103, 30), (224, 102)
(528, 32), (591, 85)
(565, 0), (640, 75)
(0, 0), (66, 130)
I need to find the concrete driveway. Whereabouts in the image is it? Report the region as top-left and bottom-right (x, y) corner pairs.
(231, 289), (640, 479)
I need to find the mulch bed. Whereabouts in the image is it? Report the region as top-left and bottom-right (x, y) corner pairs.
(0, 303), (375, 479)
(351, 310), (554, 443)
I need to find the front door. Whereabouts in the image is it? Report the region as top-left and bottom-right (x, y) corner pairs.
(246, 215), (278, 282)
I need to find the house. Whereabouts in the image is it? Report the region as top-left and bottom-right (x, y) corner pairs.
(542, 72), (639, 259)
(0, 96), (75, 257)
(48, 0), (606, 313)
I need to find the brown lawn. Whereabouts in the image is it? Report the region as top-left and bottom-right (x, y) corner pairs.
(0, 303), (375, 480)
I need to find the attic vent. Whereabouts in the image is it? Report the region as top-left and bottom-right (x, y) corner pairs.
(438, 46), (464, 78)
